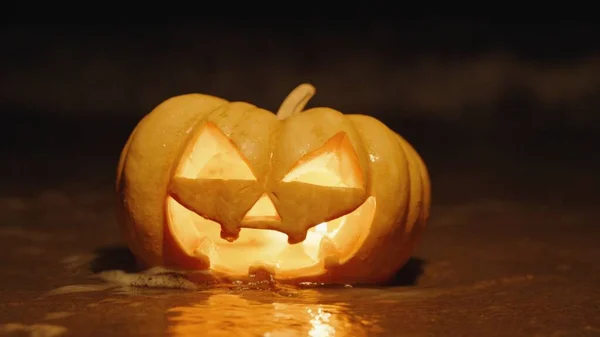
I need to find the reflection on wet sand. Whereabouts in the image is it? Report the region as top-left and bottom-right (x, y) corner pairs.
(166, 293), (381, 337)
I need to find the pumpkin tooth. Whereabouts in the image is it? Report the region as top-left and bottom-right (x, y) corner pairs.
(248, 263), (277, 281)
(220, 228), (240, 242)
(318, 236), (340, 269)
(193, 237), (217, 265)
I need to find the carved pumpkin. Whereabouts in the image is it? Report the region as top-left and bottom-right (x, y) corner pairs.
(116, 84), (431, 285)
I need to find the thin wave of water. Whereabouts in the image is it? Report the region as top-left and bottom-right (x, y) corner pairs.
(85, 267), (396, 335)
(95, 266), (354, 295)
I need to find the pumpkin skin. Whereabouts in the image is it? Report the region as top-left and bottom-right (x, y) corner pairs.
(116, 84), (431, 285)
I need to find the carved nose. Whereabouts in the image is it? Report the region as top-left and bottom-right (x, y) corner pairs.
(242, 193), (280, 222)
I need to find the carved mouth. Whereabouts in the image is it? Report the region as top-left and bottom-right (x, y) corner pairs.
(166, 195), (375, 279)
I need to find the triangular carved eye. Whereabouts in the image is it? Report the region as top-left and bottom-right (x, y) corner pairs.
(175, 122), (256, 181)
(282, 132), (363, 188)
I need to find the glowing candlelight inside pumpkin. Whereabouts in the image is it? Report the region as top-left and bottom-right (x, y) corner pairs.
(116, 83), (430, 284)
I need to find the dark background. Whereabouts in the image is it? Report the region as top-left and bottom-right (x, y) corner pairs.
(1, 20), (599, 199)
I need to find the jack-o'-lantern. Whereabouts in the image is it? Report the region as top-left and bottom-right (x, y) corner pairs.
(116, 84), (431, 285)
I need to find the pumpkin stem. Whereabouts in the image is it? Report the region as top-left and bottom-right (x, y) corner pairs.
(276, 83), (316, 120)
